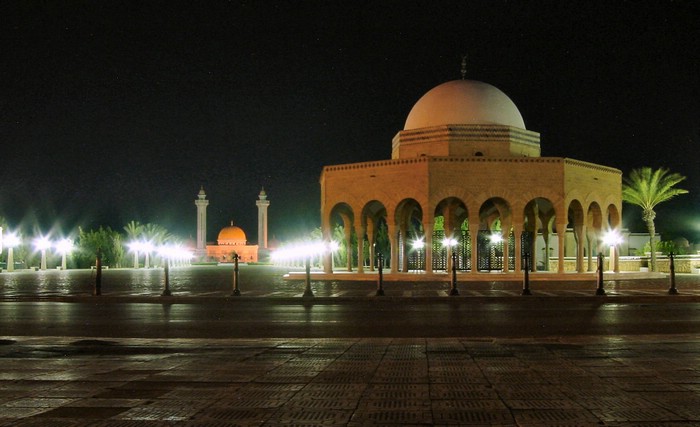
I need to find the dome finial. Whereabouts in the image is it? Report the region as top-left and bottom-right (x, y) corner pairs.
(460, 54), (467, 80)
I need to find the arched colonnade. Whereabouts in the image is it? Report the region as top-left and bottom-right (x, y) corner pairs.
(322, 195), (621, 275)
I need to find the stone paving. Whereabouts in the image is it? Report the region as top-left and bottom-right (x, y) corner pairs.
(1, 335), (700, 426)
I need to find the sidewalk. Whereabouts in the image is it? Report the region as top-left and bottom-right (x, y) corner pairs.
(1, 334), (699, 426)
(2, 275), (699, 303)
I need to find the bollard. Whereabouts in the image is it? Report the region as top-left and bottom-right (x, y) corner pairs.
(376, 253), (385, 296)
(161, 261), (172, 296)
(232, 253), (241, 296)
(595, 253), (606, 295)
(522, 252), (532, 295)
(668, 252), (678, 295)
(449, 251), (459, 296)
(93, 249), (102, 296)
(303, 257), (314, 297)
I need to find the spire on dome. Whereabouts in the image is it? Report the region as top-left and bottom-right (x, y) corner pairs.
(460, 54), (467, 80)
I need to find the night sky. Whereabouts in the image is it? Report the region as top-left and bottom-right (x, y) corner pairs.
(2, 1), (698, 243)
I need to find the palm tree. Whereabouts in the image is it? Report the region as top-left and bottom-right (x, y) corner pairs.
(622, 167), (688, 271)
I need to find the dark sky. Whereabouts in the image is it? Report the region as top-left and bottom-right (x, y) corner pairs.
(1, 1), (699, 243)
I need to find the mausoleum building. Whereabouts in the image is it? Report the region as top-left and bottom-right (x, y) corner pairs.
(319, 78), (622, 275)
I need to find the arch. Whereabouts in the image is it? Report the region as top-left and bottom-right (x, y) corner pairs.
(607, 204), (621, 230)
(523, 197), (555, 271)
(567, 199), (586, 272)
(585, 202), (604, 271)
(359, 200), (388, 273)
(328, 203), (355, 272)
(478, 198), (513, 272)
(434, 197), (469, 271)
(394, 198), (423, 272)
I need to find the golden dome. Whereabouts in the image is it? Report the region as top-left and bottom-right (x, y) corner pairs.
(217, 221), (247, 245)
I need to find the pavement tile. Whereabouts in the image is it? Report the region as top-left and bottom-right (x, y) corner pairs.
(2, 335), (700, 425)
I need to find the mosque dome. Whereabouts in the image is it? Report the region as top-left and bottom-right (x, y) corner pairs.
(404, 80), (525, 130)
(217, 222), (247, 245)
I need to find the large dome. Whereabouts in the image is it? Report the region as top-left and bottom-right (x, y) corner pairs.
(404, 80), (525, 130)
(217, 222), (247, 245)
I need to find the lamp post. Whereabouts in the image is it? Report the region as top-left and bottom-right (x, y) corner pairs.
(522, 252), (532, 295)
(490, 234), (503, 271)
(142, 241), (154, 269)
(596, 253), (606, 295)
(603, 230), (622, 273)
(4, 232), (20, 272)
(94, 248), (102, 296)
(34, 236), (51, 270)
(412, 238), (425, 272)
(55, 238), (73, 270)
(376, 252), (385, 296)
(668, 252), (678, 295)
(232, 253), (241, 296)
(303, 256), (314, 297)
(442, 237), (458, 272)
(449, 251), (459, 296)
(128, 241), (141, 269)
(158, 245), (173, 296)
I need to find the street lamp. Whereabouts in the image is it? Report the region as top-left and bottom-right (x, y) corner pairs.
(127, 241), (142, 269)
(55, 238), (73, 270)
(603, 230), (622, 272)
(490, 234), (503, 271)
(4, 232), (20, 272)
(412, 238), (425, 271)
(34, 236), (52, 270)
(142, 241), (154, 268)
(442, 237), (458, 272)
(157, 245), (175, 296)
(329, 240), (339, 270)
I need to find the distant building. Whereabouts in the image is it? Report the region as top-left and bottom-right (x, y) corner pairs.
(319, 77), (622, 274)
(194, 188), (269, 263)
(207, 221), (258, 263)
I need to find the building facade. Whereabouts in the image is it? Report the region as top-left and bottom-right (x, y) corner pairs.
(319, 79), (622, 274)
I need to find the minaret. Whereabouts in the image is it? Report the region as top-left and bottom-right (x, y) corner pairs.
(194, 186), (209, 259)
(256, 188), (270, 249)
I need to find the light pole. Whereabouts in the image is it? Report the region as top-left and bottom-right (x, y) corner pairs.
(128, 241), (141, 269)
(603, 230), (622, 273)
(4, 232), (20, 272)
(376, 252), (385, 296)
(303, 256), (314, 298)
(158, 245), (173, 296)
(596, 253), (606, 295)
(490, 233), (503, 271)
(668, 252), (678, 295)
(522, 252), (532, 295)
(232, 253), (241, 296)
(142, 241), (154, 268)
(412, 238), (425, 272)
(55, 238), (73, 270)
(34, 236), (51, 270)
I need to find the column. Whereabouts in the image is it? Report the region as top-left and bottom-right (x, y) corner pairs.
(194, 187), (209, 260)
(256, 188), (270, 249)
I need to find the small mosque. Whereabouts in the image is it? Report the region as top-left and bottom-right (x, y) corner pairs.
(193, 187), (270, 263)
(319, 65), (623, 275)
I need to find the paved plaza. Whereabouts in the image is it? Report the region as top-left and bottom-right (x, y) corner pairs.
(1, 271), (700, 425)
(1, 334), (700, 426)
